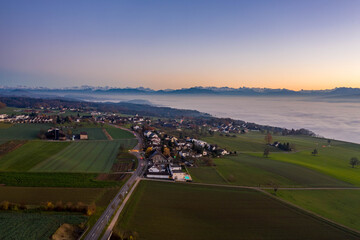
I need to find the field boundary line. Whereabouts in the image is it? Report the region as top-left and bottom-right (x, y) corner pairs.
(212, 166), (230, 184)
(102, 128), (113, 141)
(142, 178), (360, 190)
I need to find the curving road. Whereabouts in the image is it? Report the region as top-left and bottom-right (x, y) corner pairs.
(84, 125), (146, 240)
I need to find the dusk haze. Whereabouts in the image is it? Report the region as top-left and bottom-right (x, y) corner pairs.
(1, 0), (360, 90)
(0, 1), (360, 240)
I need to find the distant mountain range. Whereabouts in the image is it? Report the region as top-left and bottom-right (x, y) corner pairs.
(0, 86), (360, 99)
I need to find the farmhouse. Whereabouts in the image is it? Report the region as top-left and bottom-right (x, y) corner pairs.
(80, 132), (88, 140)
(146, 164), (172, 179)
(46, 128), (66, 140)
(149, 150), (169, 164)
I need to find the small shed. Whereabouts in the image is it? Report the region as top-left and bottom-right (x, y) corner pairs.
(80, 132), (88, 140)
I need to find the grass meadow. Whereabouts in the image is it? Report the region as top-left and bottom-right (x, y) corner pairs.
(114, 180), (359, 240)
(202, 132), (344, 152)
(250, 143), (360, 186)
(190, 132), (360, 235)
(217, 154), (351, 187)
(196, 132), (360, 187)
(187, 167), (227, 184)
(0, 124), (52, 140)
(275, 189), (360, 232)
(189, 153), (352, 187)
(105, 127), (135, 139)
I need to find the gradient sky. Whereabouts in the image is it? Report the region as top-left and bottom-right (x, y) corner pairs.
(1, 0), (360, 90)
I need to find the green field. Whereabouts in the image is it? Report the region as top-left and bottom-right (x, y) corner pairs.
(250, 143), (360, 186)
(0, 212), (86, 240)
(213, 154), (351, 187)
(0, 124), (52, 140)
(191, 132), (360, 235)
(202, 132), (280, 152)
(30, 140), (133, 172)
(0, 186), (119, 206)
(275, 190), (360, 232)
(189, 153), (352, 187)
(187, 167), (227, 184)
(0, 172), (128, 188)
(198, 132), (360, 187)
(105, 127), (135, 139)
(0, 141), (70, 171)
(202, 132), (336, 152)
(114, 180), (359, 240)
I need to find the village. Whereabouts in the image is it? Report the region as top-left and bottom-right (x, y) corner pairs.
(0, 106), (242, 182)
(0, 105), (306, 182)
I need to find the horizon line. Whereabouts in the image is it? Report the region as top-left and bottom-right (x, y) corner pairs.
(1, 85), (359, 92)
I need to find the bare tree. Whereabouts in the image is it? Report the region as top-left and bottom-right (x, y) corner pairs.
(264, 133), (273, 144)
(311, 149), (318, 156)
(263, 148), (270, 158)
(350, 157), (359, 168)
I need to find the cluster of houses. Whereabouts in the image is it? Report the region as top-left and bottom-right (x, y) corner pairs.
(0, 114), (53, 123)
(143, 128), (232, 181)
(150, 118), (250, 135)
(105, 114), (151, 126)
(143, 129), (230, 160)
(146, 150), (192, 182)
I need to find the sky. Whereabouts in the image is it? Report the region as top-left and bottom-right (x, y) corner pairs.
(0, 0), (360, 90)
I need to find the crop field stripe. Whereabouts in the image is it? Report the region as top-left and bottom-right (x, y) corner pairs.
(30, 140), (133, 173)
(92, 142), (111, 171)
(35, 142), (88, 172)
(48, 142), (90, 171)
(103, 143), (120, 171)
(31, 142), (80, 171)
(71, 142), (101, 172)
(30, 142), (78, 171)
(98, 143), (115, 171)
(78, 144), (102, 171)
(82, 142), (108, 172)
(0, 141), (70, 171)
(74, 144), (106, 171)
(92, 143), (114, 172)
(87, 142), (113, 171)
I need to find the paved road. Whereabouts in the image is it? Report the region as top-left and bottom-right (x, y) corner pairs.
(84, 126), (146, 240)
(101, 178), (141, 240)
